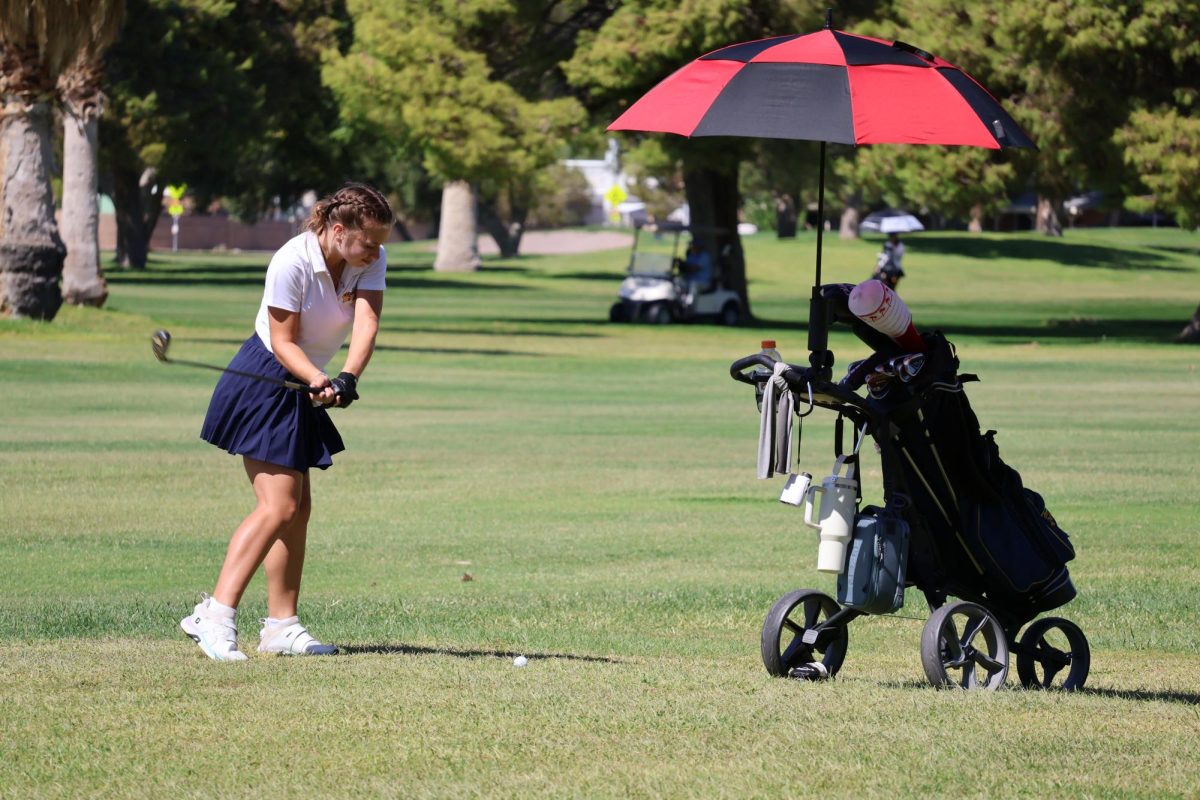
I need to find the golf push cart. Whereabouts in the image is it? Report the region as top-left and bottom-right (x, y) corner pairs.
(729, 284), (1090, 690)
(609, 221), (745, 326)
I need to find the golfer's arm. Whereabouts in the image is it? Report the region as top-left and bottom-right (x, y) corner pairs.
(341, 290), (383, 378)
(267, 306), (325, 383)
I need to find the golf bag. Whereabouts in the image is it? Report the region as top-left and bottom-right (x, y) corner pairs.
(865, 333), (1076, 629)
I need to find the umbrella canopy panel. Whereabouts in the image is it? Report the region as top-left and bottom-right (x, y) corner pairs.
(610, 29), (1034, 150)
(860, 209), (925, 233)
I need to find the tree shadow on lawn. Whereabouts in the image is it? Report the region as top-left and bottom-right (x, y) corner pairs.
(107, 259), (532, 291)
(1148, 244), (1200, 258)
(385, 325), (602, 339)
(371, 343), (545, 358)
(746, 315), (1183, 343)
(339, 642), (623, 664)
(911, 236), (1189, 272)
(180, 336), (545, 358)
(549, 271), (628, 282)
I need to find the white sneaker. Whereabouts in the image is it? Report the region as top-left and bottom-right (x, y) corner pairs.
(180, 596), (248, 662)
(257, 619), (338, 656)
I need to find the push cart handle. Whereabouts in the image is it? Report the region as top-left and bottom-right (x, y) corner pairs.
(730, 352), (877, 426)
(729, 353), (813, 389)
(729, 353), (777, 384)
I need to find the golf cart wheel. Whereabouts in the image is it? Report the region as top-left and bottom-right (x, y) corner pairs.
(719, 301), (743, 327)
(642, 301), (673, 324)
(920, 601), (1010, 690)
(761, 589), (848, 678)
(609, 303), (628, 323)
(1016, 617), (1090, 691)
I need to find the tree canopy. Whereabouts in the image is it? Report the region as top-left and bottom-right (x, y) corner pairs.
(100, 0), (348, 266)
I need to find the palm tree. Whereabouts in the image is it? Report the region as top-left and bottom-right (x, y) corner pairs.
(58, 0), (125, 307)
(1, 1), (122, 319)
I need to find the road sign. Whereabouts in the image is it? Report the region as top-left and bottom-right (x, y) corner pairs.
(165, 184), (187, 218)
(603, 184), (628, 207)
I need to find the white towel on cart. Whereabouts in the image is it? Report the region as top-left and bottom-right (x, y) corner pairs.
(757, 362), (795, 478)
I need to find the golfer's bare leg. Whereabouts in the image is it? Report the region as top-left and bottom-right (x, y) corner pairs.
(211, 457), (304, 608)
(263, 471), (311, 619)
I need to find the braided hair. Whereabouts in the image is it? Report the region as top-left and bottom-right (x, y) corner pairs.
(304, 182), (394, 235)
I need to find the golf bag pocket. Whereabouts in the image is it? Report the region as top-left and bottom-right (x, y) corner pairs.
(837, 505), (910, 614)
(961, 462), (1076, 607)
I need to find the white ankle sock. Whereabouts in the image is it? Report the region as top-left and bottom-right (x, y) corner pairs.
(208, 598), (237, 619)
(265, 616), (300, 628)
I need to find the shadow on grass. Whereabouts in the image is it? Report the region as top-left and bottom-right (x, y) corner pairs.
(107, 259), (532, 291)
(550, 271), (628, 282)
(372, 343), (543, 358)
(1148, 244), (1200, 258)
(339, 642), (624, 664)
(911, 236), (1189, 272)
(744, 316), (1183, 343)
(164, 336), (543, 359)
(875, 679), (1199, 704)
(1076, 686), (1200, 705)
(385, 325), (603, 339)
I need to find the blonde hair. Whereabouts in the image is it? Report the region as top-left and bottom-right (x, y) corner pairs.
(304, 182), (394, 234)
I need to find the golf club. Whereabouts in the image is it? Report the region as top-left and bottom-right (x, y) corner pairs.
(150, 329), (318, 393)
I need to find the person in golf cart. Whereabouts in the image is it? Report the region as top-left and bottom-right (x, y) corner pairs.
(680, 238), (714, 298)
(870, 232), (906, 289)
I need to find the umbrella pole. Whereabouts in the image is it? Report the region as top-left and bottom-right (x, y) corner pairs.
(807, 141), (831, 377)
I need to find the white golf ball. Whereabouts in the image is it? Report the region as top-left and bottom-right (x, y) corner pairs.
(513, 655), (528, 667)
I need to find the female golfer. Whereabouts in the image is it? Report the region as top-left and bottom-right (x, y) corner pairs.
(181, 182), (394, 660)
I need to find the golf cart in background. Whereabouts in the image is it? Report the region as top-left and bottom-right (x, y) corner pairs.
(609, 221), (745, 326)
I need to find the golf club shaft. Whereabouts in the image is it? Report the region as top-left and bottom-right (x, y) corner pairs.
(166, 356), (317, 393)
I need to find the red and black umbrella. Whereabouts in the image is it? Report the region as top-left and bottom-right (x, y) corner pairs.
(607, 15), (1034, 366)
(609, 26), (1033, 149)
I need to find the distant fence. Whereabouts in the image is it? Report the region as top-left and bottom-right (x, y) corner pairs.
(91, 213), (424, 253)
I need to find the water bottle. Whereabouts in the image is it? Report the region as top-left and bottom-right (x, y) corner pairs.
(754, 339), (781, 411)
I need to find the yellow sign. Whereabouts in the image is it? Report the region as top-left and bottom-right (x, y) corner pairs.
(164, 184), (187, 217)
(604, 184), (628, 207)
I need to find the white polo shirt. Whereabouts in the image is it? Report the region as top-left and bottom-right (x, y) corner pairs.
(254, 231), (387, 370)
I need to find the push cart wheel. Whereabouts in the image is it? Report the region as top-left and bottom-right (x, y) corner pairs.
(1016, 617), (1090, 691)
(761, 589), (848, 678)
(920, 601), (1010, 690)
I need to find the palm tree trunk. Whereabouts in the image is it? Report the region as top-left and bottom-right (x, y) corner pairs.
(61, 110), (108, 306)
(0, 102), (65, 320)
(434, 180), (480, 272)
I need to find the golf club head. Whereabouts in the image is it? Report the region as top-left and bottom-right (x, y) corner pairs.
(890, 352), (926, 382)
(151, 329), (172, 363)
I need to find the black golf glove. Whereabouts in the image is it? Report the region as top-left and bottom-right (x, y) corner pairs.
(330, 372), (359, 408)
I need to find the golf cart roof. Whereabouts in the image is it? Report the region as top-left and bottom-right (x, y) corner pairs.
(635, 220), (688, 235)
(634, 221), (729, 237)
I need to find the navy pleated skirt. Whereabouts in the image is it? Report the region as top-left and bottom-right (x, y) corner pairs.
(200, 334), (344, 471)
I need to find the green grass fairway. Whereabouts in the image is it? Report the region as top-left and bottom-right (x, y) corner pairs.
(2, 228), (1199, 797)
